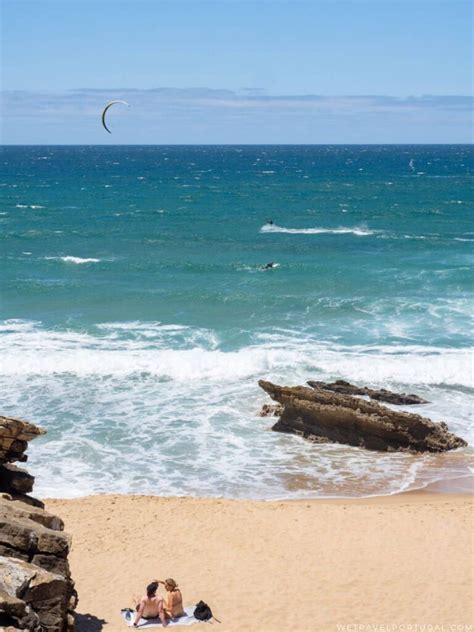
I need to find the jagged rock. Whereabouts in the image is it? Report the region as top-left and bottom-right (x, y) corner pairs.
(258, 403), (284, 417)
(259, 380), (467, 453)
(31, 554), (70, 578)
(0, 464), (35, 495)
(0, 439), (28, 464)
(0, 415), (76, 631)
(0, 543), (30, 561)
(0, 510), (70, 559)
(10, 493), (45, 510)
(0, 557), (69, 632)
(307, 379), (428, 405)
(0, 513), (39, 553)
(0, 416), (45, 465)
(0, 588), (27, 618)
(0, 416), (46, 445)
(0, 497), (64, 531)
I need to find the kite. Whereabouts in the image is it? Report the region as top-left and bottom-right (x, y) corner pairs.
(101, 100), (130, 133)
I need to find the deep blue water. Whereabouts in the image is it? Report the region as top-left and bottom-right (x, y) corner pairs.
(1, 145), (472, 498)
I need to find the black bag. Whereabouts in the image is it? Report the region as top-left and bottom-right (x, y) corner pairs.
(194, 600), (213, 621)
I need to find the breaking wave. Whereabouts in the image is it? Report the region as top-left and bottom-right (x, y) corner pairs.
(44, 256), (101, 264)
(260, 223), (375, 236)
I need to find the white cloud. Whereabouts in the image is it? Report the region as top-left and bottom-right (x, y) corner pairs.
(1, 88), (472, 144)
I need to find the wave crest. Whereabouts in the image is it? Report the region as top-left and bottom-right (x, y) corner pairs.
(44, 256), (101, 264)
(260, 223), (374, 236)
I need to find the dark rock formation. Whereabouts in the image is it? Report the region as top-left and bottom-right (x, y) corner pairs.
(0, 415), (77, 631)
(307, 379), (428, 405)
(259, 380), (467, 453)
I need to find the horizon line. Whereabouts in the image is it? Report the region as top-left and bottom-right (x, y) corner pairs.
(2, 142), (473, 147)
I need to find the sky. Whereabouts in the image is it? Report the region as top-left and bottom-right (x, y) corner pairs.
(1, 0), (472, 143)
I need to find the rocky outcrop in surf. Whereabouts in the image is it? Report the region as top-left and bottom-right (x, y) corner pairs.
(306, 379), (428, 405)
(0, 415), (77, 631)
(258, 381), (467, 453)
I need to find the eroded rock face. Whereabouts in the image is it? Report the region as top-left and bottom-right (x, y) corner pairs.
(0, 557), (70, 631)
(0, 417), (45, 465)
(259, 380), (467, 453)
(0, 416), (76, 631)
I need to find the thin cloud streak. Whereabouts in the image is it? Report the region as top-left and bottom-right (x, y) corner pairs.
(1, 89), (472, 144)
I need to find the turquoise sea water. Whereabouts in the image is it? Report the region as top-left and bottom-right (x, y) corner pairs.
(1, 145), (473, 498)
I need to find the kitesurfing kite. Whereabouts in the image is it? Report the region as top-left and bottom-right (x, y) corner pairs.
(101, 100), (130, 133)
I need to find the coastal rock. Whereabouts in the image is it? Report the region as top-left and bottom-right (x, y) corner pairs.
(0, 497), (64, 531)
(0, 543), (30, 561)
(0, 557), (69, 632)
(0, 463), (35, 495)
(0, 416), (46, 465)
(258, 380), (467, 453)
(0, 589), (27, 618)
(258, 403), (284, 417)
(307, 379), (428, 405)
(0, 415), (76, 631)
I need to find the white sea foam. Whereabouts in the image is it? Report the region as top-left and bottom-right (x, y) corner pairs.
(1, 320), (471, 500)
(44, 256), (101, 264)
(260, 223), (374, 236)
(0, 320), (471, 388)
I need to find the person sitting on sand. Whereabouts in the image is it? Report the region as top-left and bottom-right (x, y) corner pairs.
(160, 578), (185, 621)
(133, 580), (167, 628)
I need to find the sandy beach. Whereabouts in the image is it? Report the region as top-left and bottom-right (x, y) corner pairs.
(46, 492), (473, 632)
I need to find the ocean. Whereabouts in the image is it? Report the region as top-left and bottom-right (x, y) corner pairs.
(1, 144), (472, 499)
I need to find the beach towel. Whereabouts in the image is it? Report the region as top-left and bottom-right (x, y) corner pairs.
(121, 606), (204, 628)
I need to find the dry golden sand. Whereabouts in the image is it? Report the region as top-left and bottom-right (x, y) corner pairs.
(46, 493), (474, 632)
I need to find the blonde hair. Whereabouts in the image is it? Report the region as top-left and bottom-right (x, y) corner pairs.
(164, 578), (178, 591)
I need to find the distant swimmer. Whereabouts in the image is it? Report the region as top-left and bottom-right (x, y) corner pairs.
(268, 220), (274, 225)
(262, 262), (277, 270)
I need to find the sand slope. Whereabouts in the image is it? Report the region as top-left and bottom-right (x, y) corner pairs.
(46, 493), (474, 632)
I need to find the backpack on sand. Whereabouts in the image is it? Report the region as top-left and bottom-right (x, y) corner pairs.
(193, 600), (213, 621)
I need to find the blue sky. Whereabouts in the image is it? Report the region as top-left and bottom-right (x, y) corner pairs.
(1, 0), (472, 143)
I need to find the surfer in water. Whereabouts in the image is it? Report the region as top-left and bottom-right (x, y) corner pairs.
(262, 262), (277, 270)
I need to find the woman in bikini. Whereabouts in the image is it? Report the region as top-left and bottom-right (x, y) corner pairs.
(160, 578), (185, 621)
(133, 580), (168, 628)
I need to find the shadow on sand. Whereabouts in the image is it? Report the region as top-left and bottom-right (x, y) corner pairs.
(75, 613), (107, 632)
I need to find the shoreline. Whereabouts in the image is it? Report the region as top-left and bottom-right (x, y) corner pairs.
(40, 470), (474, 503)
(46, 491), (473, 631)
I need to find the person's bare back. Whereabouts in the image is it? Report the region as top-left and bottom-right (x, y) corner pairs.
(134, 581), (167, 627)
(162, 578), (185, 619)
(139, 595), (163, 618)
